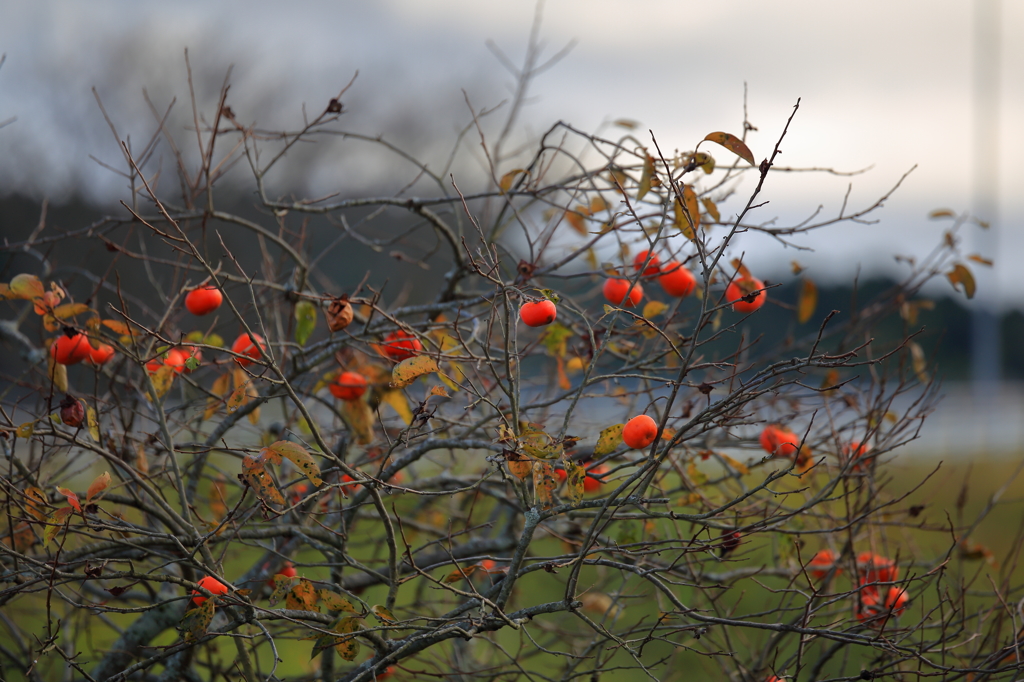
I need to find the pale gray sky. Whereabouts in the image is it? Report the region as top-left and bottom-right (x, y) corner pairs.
(1, 0), (1021, 306)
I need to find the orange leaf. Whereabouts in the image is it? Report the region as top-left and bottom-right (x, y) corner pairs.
(499, 168), (528, 193)
(703, 132), (755, 166)
(946, 263), (976, 299)
(56, 486), (81, 512)
(86, 471), (110, 503)
(797, 278), (818, 324)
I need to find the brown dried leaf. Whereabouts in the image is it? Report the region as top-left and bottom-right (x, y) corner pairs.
(533, 461), (557, 509)
(947, 263), (976, 299)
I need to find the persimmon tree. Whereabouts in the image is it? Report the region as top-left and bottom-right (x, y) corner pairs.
(0, 50), (1014, 682)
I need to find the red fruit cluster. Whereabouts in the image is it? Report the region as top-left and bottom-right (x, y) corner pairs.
(854, 551), (906, 624)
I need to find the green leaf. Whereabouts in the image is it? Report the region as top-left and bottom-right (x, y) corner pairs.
(294, 300), (317, 347)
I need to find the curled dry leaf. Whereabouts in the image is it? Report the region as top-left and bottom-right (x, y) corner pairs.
(327, 295), (354, 332)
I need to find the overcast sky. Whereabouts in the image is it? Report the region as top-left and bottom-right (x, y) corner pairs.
(1, 0), (1021, 307)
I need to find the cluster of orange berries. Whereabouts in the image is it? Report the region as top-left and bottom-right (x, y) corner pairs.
(806, 548), (908, 623)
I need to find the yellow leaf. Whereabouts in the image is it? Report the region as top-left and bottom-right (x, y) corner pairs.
(9, 274), (44, 300)
(719, 453), (749, 476)
(928, 208), (956, 219)
(520, 427), (562, 459)
(204, 373), (232, 421)
(947, 263), (976, 299)
(428, 385), (450, 398)
(676, 492), (702, 507)
(637, 154), (655, 201)
(332, 617), (362, 661)
(589, 196), (609, 214)
(48, 355), (68, 393)
(672, 197), (694, 240)
(318, 590), (358, 613)
(371, 604), (396, 624)
(564, 459), (585, 505)
(16, 422), (35, 439)
(682, 184), (700, 233)
(642, 300), (668, 319)
(264, 440), (323, 486)
(797, 278), (818, 324)
(908, 341), (929, 382)
(594, 424), (624, 457)
(226, 377), (250, 413)
(701, 197), (720, 223)
(340, 398), (375, 445)
(86, 407), (99, 441)
(149, 364), (175, 400)
(499, 168), (528, 193)
(52, 303), (90, 320)
(391, 355), (440, 388)
(210, 477), (228, 520)
(379, 389), (413, 425)
(102, 319), (131, 335)
(703, 132), (755, 166)
(43, 506), (75, 544)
